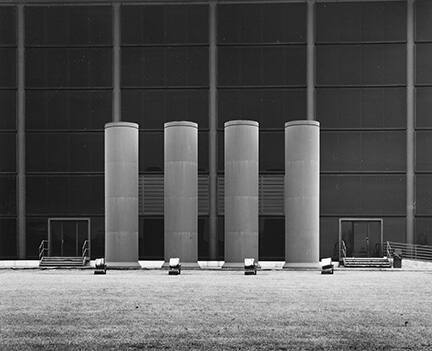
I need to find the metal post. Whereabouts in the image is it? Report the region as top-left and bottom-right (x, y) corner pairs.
(17, 4), (25, 259)
(306, 0), (315, 120)
(406, 0), (414, 245)
(208, 1), (218, 260)
(112, 3), (121, 122)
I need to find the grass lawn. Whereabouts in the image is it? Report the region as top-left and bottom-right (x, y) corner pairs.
(0, 269), (431, 350)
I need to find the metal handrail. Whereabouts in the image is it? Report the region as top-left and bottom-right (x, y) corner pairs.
(388, 241), (432, 261)
(341, 240), (347, 259)
(38, 240), (48, 260)
(386, 241), (393, 258)
(81, 240), (89, 262)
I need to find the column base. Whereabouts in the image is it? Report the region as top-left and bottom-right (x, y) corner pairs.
(162, 261), (201, 270)
(283, 262), (320, 270)
(106, 261), (141, 270)
(222, 262), (261, 270)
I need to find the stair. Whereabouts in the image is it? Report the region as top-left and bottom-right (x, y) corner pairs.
(342, 257), (391, 268)
(40, 256), (87, 268)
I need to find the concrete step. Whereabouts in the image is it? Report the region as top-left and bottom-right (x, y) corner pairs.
(343, 257), (391, 268)
(40, 256), (87, 268)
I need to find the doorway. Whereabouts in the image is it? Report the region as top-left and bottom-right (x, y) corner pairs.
(48, 218), (90, 257)
(339, 218), (383, 259)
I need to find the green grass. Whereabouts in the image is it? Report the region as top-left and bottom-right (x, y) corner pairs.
(0, 270), (431, 350)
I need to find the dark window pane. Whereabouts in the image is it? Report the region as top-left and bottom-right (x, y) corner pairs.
(218, 3), (305, 44)
(26, 48), (112, 88)
(321, 131), (406, 172)
(122, 5), (208, 45)
(122, 47), (208, 87)
(321, 175), (406, 215)
(219, 46), (306, 86)
(416, 175), (432, 215)
(416, 0), (432, 42)
(0, 133), (16, 171)
(316, 2), (406, 43)
(0, 218), (16, 259)
(0, 48), (16, 87)
(416, 44), (432, 85)
(25, 6), (112, 46)
(0, 90), (16, 129)
(259, 216), (284, 260)
(27, 175), (104, 215)
(320, 217), (339, 260)
(219, 89), (306, 128)
(140, 132), (163, 172)
(260, 132), (284, 172)
(415, 218), (432, 246)
(197, 216), (209, 260)
(122, 89), (208, 129)
(27, 133), (103, 172)
(140, 216), (164, 259)
(26, 91), (111, 130)
(416, 131), (432, 171)
(317, 87), (406, 129)
(26, 217), (47, 259)
(0, 7), (16, 46)
(198, 132), (209, 173)
(0, 175), (16, 215)
(416, 87), (432, 128)
(90, 217), (104, 259)
(316, 44), (406, 86)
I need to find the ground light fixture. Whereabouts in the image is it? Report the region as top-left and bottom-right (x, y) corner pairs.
(320, 258), (334, 274)
(94, 258), (107, 275)
(168, 258), (181, 275)
(244, 258), (257, 275)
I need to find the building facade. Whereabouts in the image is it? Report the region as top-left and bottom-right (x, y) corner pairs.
(0, 0), (431, 261)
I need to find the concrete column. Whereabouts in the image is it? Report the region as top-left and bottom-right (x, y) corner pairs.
(223, 120), (259, 268)
(284, 120), (320, 269)
(105, 122), (139, 268)
(164, 121), (198, 268)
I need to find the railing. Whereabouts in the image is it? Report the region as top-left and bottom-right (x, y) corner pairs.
(38, 240), (48, 260)
(340, 240), (347, 263)
(387, 241), (432, 261)
(82, 240), (89, 263)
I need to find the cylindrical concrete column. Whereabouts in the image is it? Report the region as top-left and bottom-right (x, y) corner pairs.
(223, 120), (259, 268)
(105, 122), (139, 267)
(164, 121), (198, 268)
(284, 120), (320, 269)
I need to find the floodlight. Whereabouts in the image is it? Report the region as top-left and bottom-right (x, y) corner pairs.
(94, 258), (106, 275)
(244, 258), (257, 275)
(168, 257), (181, 275)
(320, 257), (334, 274)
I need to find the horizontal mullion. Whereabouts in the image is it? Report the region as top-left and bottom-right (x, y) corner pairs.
(320, 171), (406, 175)
(25, 44), (113, 49)
(321, 128), (406, 132)
(320, 214), (405, 218)
(121, 43), (208, 48)
(25, 86), (112, 90)
(26, 129), (104, 133)
(121, 86), (208, 90)
(217, 42), (306, 47)
(0, 86), (16, 90)
(316, 84), (406, 89)
(218, 85), (306, 89)
(26, 172), (104, 176)
(0, 129), (17, 133)
(316, 41), (406, 46)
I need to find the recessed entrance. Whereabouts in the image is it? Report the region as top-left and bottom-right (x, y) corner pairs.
(338, 218), (383, 259)
(48, 218), (90, 257)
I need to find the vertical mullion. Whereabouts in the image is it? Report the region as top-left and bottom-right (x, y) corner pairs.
(306, 0), (315, 120)
(17, 4), (25, 259)
(113, 3), (120, 122)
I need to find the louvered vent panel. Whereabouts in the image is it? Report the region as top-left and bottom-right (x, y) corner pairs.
(198, 175), (209, 215)
(260, 175), (284, 215)
(217, 175), (224, 215)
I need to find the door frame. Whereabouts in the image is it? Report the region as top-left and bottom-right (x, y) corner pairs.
(48, 218), (91, 257)
(338, 218), (383, 260)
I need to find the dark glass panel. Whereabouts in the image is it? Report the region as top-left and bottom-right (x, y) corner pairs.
(26, 217), (47, 259)
(321, 131), (406, 172)
(25, 6), (112, 46)
(0, 90), (16, 130)
(219, 89), (306, 128)
(0, 133), (16, 172)
(416, 87), (432, 128)
(416, 175), (432, 215)
(316, 87), (405, 129)
(219, 46), (306, 86)
(140, 216), (164, 259)
(320, 217), (339, 260)
(218, 3), (305, 44)
(26, 90), (111, 130)
(415, 218), (432, 246)
(416, 131), (432, 171)
(0, 218), (16, 259)
(321, 175), (406, 215)
(198, 132), (209, 173)
(0, 7), (16, 46)
(122, 89), (208, 129)
(316, 44), (406, 86)
(382, 217), (406, 243)
(140, 132), (163, 172)
(122, 47), (208, 87)
(316, 2), (406, 43)
(415, 0), (432, 42)
(90, 217), (104, 259)
(27, 175), (104, 215)
(197, 216), (209, 260)
(122, 5), (208, 45)
(259, 216), (284, 260)
(0, 48), (16, 87)
(27, 133), (103, 172)
(26, 48), (112, 88)
(416, 44), (432, 85)
(260, 132), (284, 172)
(0, 175), (16, 215)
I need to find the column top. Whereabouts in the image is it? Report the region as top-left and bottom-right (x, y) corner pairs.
(285, 120), (320, 128)
(164, 121), (198, 129)
(105, 122), (139, 129)
(225, 120), (259, 128)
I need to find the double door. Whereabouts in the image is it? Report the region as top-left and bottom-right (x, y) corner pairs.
(340, 219), (383, 258)
(48, 218), (90, 257)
